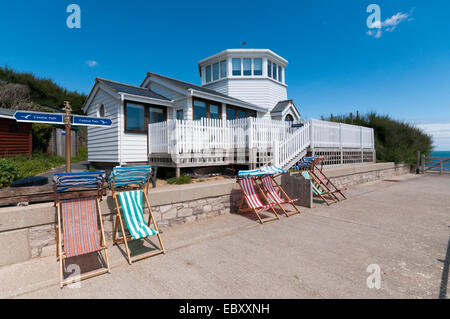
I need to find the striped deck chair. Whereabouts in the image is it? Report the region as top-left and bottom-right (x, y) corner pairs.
(237, 171), (279, 224)
(301, 171), (337, 206)
(311, 167), (347, 200)
(54, 172), (110, 288)
(259, 175), (301, 217)
(109, 166), (165, 264)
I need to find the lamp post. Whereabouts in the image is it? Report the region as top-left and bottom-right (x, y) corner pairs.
(63, 101), (72, 173)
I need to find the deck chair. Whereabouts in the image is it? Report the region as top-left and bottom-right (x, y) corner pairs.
(311, 166), (347, 200)
(237, 170), (280, 224)
(53, 172), (110, 288)
(109, 166), (165, 264)
(301, 171), (338, 206)
(258, 166), (301, 217)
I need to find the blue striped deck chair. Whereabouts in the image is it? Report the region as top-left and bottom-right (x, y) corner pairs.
(301, 171), (337, 206)
(109, 166), (165, 264)
(53, 171), (110, 288)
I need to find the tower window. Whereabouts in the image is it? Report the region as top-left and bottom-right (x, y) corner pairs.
(254, 58), (262, 76)
(232, 58), (242, 76)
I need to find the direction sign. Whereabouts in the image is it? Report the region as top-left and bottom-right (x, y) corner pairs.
(14, 111), (64, 124)
(72, 115), (113, 127)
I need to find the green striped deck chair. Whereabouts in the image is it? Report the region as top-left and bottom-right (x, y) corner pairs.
(111, 166), (165, 264)
(301, 171), (337, 206)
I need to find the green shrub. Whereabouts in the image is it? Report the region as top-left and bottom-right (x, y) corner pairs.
(0, 158), (20, 188)
(32, 124), (52, 153)
(167, 175), (192, 185)
(323, 112), (433, 164)
(11, 153), (65, 180)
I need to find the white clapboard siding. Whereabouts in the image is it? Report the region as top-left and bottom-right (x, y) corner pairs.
(227, 79), (287, 111)
(86, 90), (120, 163)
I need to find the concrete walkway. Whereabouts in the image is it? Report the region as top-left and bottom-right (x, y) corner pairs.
(0, 174), (449, 299)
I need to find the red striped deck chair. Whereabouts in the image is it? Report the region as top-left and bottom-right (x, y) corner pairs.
(54, 172), (110, 288)
(237, 175), (279, 224)
(260, 175), (301, 217)
(109, 166), (165, 265)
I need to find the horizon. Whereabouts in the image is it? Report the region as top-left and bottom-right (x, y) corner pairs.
(0, 0), (449, 149)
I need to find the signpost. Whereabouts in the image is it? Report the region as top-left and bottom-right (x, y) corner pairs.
(14, 111), (64, 124)
(13, 103), (112, 173)
(73, 115), (113, 127)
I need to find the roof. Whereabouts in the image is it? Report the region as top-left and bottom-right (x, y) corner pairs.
(271, 100), (294, 114)
(271, 100), (301, 119)
(198, 49), (289, 66)
(98, 78), (170, 101)
(146, 72), (260, 108)
(0, 107), (16, 119)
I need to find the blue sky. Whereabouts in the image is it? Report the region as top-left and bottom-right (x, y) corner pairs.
(0, 1), (449, 148)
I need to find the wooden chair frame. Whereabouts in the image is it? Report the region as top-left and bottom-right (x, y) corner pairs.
(111, 172), (165, 265)
(54, 176), (110, 288)
(237, 177), (280, 224)
(298, 170), (338, 206)
(311, 164), (347, 200)
(257, 175), (301, 217)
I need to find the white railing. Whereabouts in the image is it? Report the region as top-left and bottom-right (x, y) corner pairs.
(149, 118), (293, 154)
(149, 118), (375, 167)
(274, 121), (311, 168)
(310, 119), (374, 149)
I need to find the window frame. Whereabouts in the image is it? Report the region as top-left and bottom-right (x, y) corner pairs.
(192, 97), (222, 120)
(226, 105), (256, 120)
(124, 100), (167, 134)
(243, 58), (252, 76)
(253, 58), (263, 76)
(232, 58), (242, 76)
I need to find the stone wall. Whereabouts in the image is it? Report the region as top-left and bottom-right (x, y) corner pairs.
(322, 163), (411, 189)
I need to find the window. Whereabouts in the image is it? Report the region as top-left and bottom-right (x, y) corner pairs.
(213, 63), (219, 81)
(220, 60), (227, 78)
(278, 66), (282, 82)
(205, 65), (212, 83)
(125, 102), (146, 133)
(176, 109), (184, 120)
(227, 108), (236, 120)
(193, 98), (222, 120)
(209, 104), (220, 119)
(193, 100), (207, 120)
(268, 60), (272, 78)
(254, 58), (262, 76)
(149, 107), (164, 124)
(272, 62), (277, 80)
(232, 58), (241, 76)
(284, 114), (294, 122)
(97, 104), (105, 117)
(226, 105), (256, 120)
(124, 101), (166, 133)
(243, 58), (252, 76)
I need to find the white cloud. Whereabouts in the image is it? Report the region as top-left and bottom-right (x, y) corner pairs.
(86, 60), (98, 67)
(417, 123), (450, 151)
(367, 9), (413, 38)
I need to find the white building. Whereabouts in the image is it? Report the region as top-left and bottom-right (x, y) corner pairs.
(83, 49), (374, 174)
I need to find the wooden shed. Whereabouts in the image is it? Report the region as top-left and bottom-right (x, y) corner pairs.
(0, 107), (32, 157)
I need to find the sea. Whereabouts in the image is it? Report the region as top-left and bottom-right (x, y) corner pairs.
(430, 151), (450, 158)
(428, 151), (450, 171)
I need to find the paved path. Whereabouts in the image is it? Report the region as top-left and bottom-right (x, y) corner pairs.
(0, 174), (449, 299)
